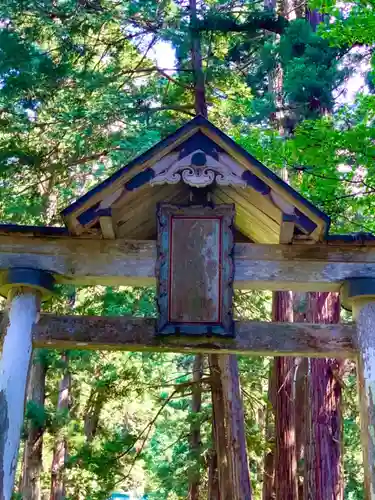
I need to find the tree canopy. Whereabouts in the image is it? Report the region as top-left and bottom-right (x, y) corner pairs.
(0, 0), (372, 498)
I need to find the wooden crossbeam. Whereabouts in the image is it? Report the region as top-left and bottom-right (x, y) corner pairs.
(1, 233), (375, 291)
(32, 314), (357, 359)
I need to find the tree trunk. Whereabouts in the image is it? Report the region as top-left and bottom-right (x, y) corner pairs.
(304, 293), (343, 500)
(294, 358), (307, 500)
(50, 353), (71, 500)
(188, 1), (251, 498)
(209, 354), (252, 500)
(209, 354), (230, 498)
(21, 350), (48, 500)
(188, 354), (203, 500)
(273, 291), (298, 500)
(292, 293), (308, 500)
(84, 387), (107, 443)
(262, 363), (275, 500)
(219, 354), (252, 500)
(189, 0), (207, 117)
(207, 447), (220, 500)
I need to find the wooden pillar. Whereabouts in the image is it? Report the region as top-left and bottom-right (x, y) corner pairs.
(342, 278), (375, 500)
(0, 268), (54, 500)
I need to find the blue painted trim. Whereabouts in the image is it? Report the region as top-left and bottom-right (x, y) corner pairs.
(61, 115), (330, 236)
(77, 202), (100, 225)
(77, 206), (111, 226)
(0, 224), (68, 235)
(327, 233), (375, 242)
(124, 168), (155, 191)
(294, 209), (317, 234)
(176, 130), (224, 159)
(282, 214), (296, 223)
(242, 170), (270, 195)
(0, 267), (55, 299)
(61, 117), (208, 217)
(6, 267), (55, 291)
(346, 278), (375, 300)
(199, 117), (331, 230)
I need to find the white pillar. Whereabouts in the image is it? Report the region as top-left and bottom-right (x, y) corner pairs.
(0, 289), (40, 499)
(342, 279), (375, 500)
(352, 299), (375, 500)
(0, 268), (54, 500)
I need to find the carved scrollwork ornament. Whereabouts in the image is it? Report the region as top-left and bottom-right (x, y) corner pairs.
(150, 149), (247, 188)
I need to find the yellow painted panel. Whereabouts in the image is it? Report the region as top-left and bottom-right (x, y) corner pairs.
(116, 185), (188, 238)
(235, 187), (282, 223)
(219, 187), (281, 235)
(200, 126), (327, 239)
(65, 126), (200, 226)
(129, 192), (190, 239)
(213, 192), (279, 244)
(113, 184), (178, 226)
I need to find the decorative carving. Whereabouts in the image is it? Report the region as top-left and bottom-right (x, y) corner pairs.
(151, 149), (247, 188)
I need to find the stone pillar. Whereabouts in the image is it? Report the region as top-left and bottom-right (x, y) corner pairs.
(0, 268), (54, 500)
(341, 278), (375, 500)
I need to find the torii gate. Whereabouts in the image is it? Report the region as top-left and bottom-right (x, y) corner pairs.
(0, 116), (374, 499)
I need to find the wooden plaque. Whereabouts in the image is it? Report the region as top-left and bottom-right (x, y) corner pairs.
(156, 203), (235, 337)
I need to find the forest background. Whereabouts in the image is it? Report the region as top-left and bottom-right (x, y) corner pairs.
(0, 0), (374, 498)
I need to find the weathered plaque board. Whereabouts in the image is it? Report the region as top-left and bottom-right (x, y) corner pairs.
(156, 203), (235, 336)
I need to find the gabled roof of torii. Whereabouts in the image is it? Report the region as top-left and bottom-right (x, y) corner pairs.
(61, 115), (330, 243)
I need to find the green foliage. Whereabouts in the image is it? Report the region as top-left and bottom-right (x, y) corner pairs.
(24, 401), (48, 431)
(0, 0), (370, 498)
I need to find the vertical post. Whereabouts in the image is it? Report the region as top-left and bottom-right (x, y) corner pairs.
(0, 268), (54, 500)
(342, 279), (375, 500)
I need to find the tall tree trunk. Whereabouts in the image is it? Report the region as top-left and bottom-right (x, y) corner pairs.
(189, 0), (207, 117)
(209, 354), (230, 497)
(50, 353), (71, 500)
(209, 354), (252, 500)
(262, 363), (275, 500)
(20, 350), (48, 500)
(84, 386), (107, 443)
(189, 354), (203, 500)
(219, 354), (252, 500)
(304, 293), (343, 500)
(207, 446), (220, 500)
(273, 292), (298, 500)
(292, 293), (308, 500)
(188, 1), (251, 498)
(294, 358), (307, 500)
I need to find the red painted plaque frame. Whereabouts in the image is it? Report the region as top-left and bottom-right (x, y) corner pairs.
(156, 203), (235, 337)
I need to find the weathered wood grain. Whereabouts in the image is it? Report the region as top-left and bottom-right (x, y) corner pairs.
(170, 217), (221, 323)
(1, 234), (375, 290)
(352, 300), (375, 500)
(0, 291), (40, 500)
(31, 314), (357, 358)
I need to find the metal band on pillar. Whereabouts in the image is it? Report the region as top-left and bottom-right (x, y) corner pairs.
(341, 278), (375, 500)
(0, 268), (54, 500)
